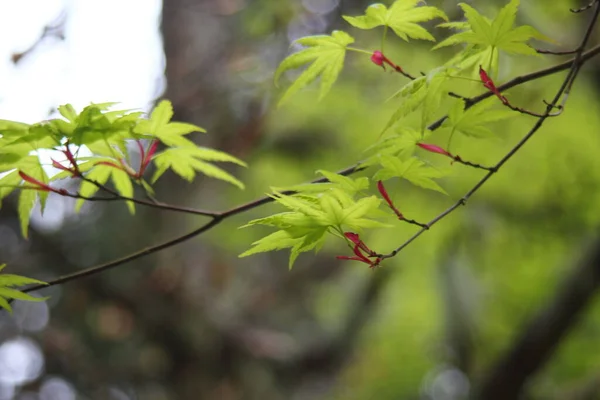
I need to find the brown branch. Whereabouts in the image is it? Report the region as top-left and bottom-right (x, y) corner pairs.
(572, 0), (599, 13)
(536, 48), (579, 55)
(79, 176), (220, 217)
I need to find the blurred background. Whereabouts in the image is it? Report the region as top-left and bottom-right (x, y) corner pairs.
(1, 0), (600, 399)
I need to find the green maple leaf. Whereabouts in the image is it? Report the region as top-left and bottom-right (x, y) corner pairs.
(270, 172), (368, 196)
(0, 264), (48, 313)
(76, 163), (114, 212)
(374, 155), (448, 194)
(18, 190), (36, 239)
(274, 30), (354, 106)
(151, 147), (245, 189)
(18, 155), (51, 221)
(384, 67), (451, 133)
(134, 100), (206, 147)
(434, 0), (552, 73)
(240, 190), (386, 269)
(443, 97), (516, 139)
(343, 0), (448, 41)
(365, 128), (432, 164)
(0, 170), (21, 205)
(0, 125), (59, 159)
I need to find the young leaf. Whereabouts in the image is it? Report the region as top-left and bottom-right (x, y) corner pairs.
(315, 170), (369, 194)
(110, 168), (135, 214)
(240, 189), (386, 268)
(18, 189), (36, 238)
(0, 265), (48, 313)
(0, 125), (59, 157)
(134, 100), (206, 144)
(18, 155), (52, 213)
(384, 76), (427, 131)
(435, 0), (552, 73)
(385, 68), (450, 133)
(151, 147), (245, 189)
(76, 164), (113, 212)
(443, 97), (515, 138)
(365, 128), (429, 163)
(374, 155), (448, 194)
(343, 0), (448, 41)
(274, 30), (354, 105)
(0, 170), (22, 206)
(58, 104), (78, 122)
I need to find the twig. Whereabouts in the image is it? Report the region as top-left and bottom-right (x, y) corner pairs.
(571, 0), (598, 13)
(536, 48), (579, 55)
(79, 176), (219, 217)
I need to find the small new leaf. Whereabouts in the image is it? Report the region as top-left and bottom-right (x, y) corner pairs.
(274, 30), (354, 105)
(76, 164), (113, 212)
(0, 264), (48, 313)
(240, 190), (385, 268)
(374, 155), (448, 194)
(435, 0), (552, 73)
(134, 100), (206, 145)
(152, 147), (245, 189)
(444, 97), (515, 138)
(343, 0), (448, 41)
(364, 128), (431, 165)
(385, 68), (450, 132)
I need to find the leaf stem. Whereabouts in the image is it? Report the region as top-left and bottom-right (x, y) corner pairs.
(346, 47), (374, 56)
(381, 25), (388, 53)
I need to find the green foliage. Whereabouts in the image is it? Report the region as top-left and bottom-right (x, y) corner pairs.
(152, 147), (245, 188)
(0, 264), (47, 313)
(373, 155), (448, 195)
(435, 0), (551, 74)
(366, 128), (428, 159)
(240, 173), (388, 268)
(134, 100), (206, 147)
(384, 67), (451, 133)
(443, 97), (515, 140)
(0, 100), (245, 235)
(343, 0), (448, 41)
(275, 31), (354, 106)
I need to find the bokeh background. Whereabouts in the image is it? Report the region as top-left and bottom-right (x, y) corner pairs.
(1, 0), (600, 399)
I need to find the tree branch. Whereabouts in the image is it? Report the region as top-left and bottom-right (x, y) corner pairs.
(20, 26), (600, 293)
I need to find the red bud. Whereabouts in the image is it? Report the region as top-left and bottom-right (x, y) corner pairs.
(371, 50), (385, 66)
(417, 142), (452, 158)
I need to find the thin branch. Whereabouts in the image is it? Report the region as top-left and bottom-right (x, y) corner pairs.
(453, 158), (496, 172)
(23, 217), (221, 293)
(80, 176), (219, 217)
(463, 43), (600, 110)
(536, 48), (579, 55)
(571, 0), (599, 13)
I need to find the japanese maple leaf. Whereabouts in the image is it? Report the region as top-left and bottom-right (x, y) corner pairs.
(343, 0), (448, 42)
(274, 31), (354, 106)
(434, 0), (552, 72)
